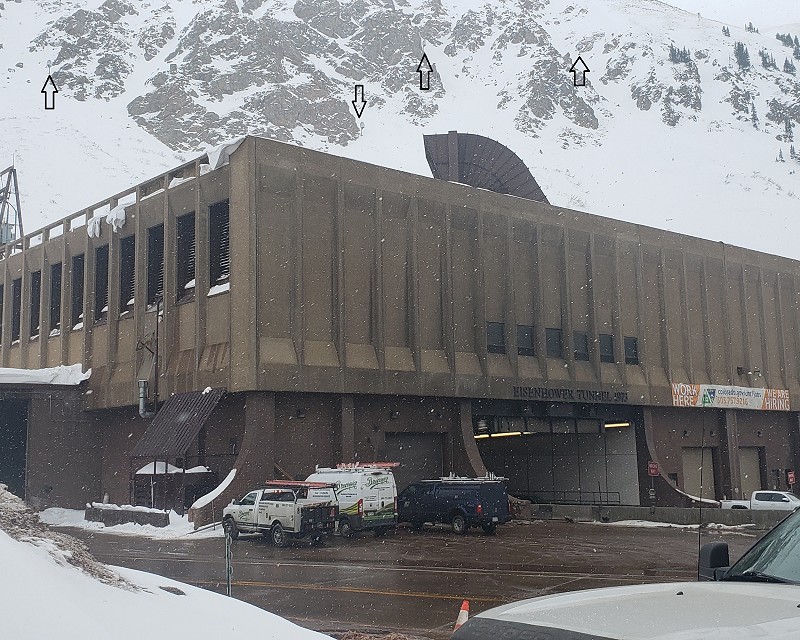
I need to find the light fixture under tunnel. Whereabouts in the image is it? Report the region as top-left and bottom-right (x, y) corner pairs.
(490, 431), (523, 438)
(474, 434), (491, 440)
(604, 421), (631, 429)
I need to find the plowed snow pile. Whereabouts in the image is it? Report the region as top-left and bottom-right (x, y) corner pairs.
(0, 484), (332, 640)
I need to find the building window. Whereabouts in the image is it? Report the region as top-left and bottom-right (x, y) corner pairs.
(487, 322), (506, 354)
(50, 263), (62, 333)
(119, 235), (135, 314)
(517, 324), (535, 357)
(624, 336), (639, 365)
(29, 270), (41, 338)
(11, 277), (21, 342)
(573, 331), (589, 361)
(546, 327), (563, 358)
(209, 200), (230, 285)
(600, 333), (615, 363)
(147, 224), (164, 308)
(94, 245), (109, 323)
(71, 254), (85, 329)
(176, 212), (195, 302)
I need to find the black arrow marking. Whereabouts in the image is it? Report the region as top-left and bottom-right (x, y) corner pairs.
(569, 56), (590, 87)
(41, 74), (59, 110)
(417, 53), (433, 90)
(352, 84), (367, 118)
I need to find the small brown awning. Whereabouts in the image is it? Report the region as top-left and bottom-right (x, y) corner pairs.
(131, 388), (225, 459)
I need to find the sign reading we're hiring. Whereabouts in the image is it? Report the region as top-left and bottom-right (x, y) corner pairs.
(671, 383), (790, 411)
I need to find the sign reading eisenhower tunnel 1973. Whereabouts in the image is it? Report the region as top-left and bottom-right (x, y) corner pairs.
(671, 383), (790, 411)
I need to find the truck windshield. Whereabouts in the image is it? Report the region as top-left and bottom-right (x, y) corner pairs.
(724, 509), (800, 584)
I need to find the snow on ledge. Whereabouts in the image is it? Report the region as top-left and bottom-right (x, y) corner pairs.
(0, 364), (90, 386)
(207, 282), (230, 297)
(205, 136), (246, 170)
(191, 468), (237, 510)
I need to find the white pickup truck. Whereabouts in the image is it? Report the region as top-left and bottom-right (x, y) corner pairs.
(720, 490), (800, 510)
(222, 481), (338, 547)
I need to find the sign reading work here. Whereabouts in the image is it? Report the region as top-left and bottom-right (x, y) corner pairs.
(671, 383), (791, 411)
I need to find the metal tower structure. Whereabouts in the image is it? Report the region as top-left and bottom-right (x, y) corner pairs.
(0, 165), (23, 245)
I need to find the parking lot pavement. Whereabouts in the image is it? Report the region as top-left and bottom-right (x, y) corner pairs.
(62, 520), (760, 639)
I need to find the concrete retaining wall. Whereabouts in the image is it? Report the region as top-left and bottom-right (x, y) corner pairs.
(529, 504), (787, 530)
(84, 507), (169, 528)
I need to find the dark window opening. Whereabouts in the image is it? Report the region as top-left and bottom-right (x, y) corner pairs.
(624, 336), (639, 365)
(49, 263), (62, 333)
(29, 270), (41, 338)
(176, 213), (196, 302)
(600, 333), (615, 363)
(147, 224), (164, 308)
(573, 331), (589, 361)
(517, 324), (535, 357)
(545, 327), (563, 358)
(11, 278), (21, 342)
(209, 200), (230, 286)
(71, 254), (85, 329)
(94, 245), (109, 324)
(487, 322), (506, 354)
(119, 235), (136, 314)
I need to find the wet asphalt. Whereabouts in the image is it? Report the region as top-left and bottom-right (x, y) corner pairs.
(62, 521), (760, 638)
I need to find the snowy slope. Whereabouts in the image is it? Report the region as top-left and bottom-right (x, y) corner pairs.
(1, 0), (799, 257)
(0, 485), (329, 640)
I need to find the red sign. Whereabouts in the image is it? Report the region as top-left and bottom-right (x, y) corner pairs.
(789, 471), (796, 485)
(648, 461), (659, 477)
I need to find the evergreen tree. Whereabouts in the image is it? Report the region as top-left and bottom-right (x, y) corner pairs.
(787, 117), (795, 142)
(794, 44), (800, 61)
(751, 102), (759, 129)
(734, 42), (751, 69)
(778, 149), (785, 162)
(795, 35), (800, 47)
(785, 58), (797, 74)
(791, 145), (797, 160)
(722, 26), (730, 37)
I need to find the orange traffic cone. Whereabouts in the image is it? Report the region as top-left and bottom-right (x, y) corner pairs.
(453, 599), (469, 633)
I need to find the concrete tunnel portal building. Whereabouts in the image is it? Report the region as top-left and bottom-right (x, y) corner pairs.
(1, 133), (800, 521)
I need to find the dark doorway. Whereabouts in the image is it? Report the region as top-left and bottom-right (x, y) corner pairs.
(0, 399), (29, 498)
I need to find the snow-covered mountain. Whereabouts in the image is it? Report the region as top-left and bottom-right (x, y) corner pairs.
(2, 0), (800, 257)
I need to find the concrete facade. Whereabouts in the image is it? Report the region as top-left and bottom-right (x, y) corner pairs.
(1, 136), (799, 512)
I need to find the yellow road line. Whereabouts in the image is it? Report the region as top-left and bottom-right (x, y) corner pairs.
(187, 578), (507, 603)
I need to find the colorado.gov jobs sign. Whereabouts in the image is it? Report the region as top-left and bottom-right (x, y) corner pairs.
(671, 383), (790, 411)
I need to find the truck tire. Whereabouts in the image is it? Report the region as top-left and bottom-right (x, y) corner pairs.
(373, 526), (387, 538)
(482, 523), (497, 535)
(310, 535), (325, 547)
(339, 517), (353, 538)
(271, 522), (287, 547)
(223, 518), (239, 540)
(451, 514), (467, 535)
(410, 519), (423, 531)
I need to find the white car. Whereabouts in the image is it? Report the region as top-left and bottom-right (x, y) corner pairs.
(453, 509), (800, 639)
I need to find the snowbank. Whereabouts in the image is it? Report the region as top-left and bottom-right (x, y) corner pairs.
(1, 524), (331, 640)
(0, 364), (90, 386)
(40, 507), (224, 540)
(190, 468), (237, 510)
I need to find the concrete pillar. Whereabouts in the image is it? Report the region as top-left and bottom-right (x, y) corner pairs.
(447, 130), (459, 182)
(720, 409), (742, 500)
(458, 399), (486, 476)
(341, 395), (355, 463)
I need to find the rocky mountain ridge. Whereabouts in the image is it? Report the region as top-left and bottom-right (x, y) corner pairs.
(2, 0), (800, 257)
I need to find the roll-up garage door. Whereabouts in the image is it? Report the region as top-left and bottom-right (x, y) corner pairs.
(739, 447), (763, 499)
(384, 432), (444, 491)
(682, 447), (716, 500)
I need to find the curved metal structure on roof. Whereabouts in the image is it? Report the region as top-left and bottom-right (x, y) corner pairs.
(423, 131), (549, 203)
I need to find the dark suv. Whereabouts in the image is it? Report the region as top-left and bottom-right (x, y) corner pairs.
(398, 478), (511, 534)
